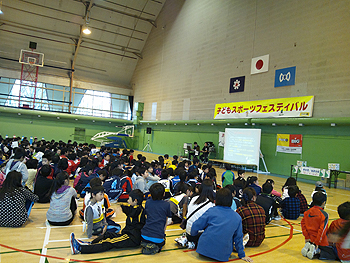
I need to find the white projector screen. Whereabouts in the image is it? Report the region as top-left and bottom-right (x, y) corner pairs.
(224, 128), (261, 169)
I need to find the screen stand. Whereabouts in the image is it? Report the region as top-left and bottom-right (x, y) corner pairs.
(258, 149), (270, 174)
(143, 134), (152, 152)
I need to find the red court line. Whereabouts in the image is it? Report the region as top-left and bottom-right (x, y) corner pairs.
(184, 218), (294, 262)
(0, 243), (101, 263)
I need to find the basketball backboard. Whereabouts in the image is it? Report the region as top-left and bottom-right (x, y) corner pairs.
(19, 49), (44, 67)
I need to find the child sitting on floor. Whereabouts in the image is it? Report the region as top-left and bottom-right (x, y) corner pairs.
(84, 186), (121, 239)
(222, 163), (235, 187)
(326, 201), (350, 261)
(256, 182), (280, 224)
(225, 184), (242, 211)
(70, 189), (146, 254)
(265, 179), (281, 197)
(310, 181), (327, 208)
(158, 169), (173, 199)
(237, 187), (266, 247)
(140, 183), (172, 254)
(246, 176), (261, 196)
(168, 183), (192, 224)
(79, 177), (115, 220)
(191, 188), (253, 262)
(301, 192), (329, 259)
(281, 185), (301, 220)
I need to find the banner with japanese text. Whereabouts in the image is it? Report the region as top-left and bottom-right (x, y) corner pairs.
(276, 134), (303, 154)
(214, 96), (314, 119)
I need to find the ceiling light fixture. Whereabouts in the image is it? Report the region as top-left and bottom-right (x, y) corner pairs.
(82, 10), (91, 35)
(82, 25), (91, 35)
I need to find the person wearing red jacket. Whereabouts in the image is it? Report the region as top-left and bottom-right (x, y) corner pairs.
(327, 202), (350, 262)
(301, 192), (328, 259)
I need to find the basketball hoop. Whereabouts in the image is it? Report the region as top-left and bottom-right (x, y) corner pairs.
(19, 50), (44, 67)
(28, 57), (37, 67)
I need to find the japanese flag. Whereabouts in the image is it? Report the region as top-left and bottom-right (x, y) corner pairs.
(251, 54), (269, 74)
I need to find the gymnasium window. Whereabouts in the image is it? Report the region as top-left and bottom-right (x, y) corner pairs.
(4, 79), (50, 110)
(0, 77), (132, 120)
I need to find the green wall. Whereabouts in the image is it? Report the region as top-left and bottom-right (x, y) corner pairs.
(1, 108), (349, 182)
(134, 120), (350, 180)
(0, 108), (135, 148)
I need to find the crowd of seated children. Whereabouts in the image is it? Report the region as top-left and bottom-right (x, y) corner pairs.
(2, 136), (350, 262)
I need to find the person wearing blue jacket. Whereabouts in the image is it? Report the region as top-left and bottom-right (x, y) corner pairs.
(191, 188), (253, 262)
(246, 176), (261, 196)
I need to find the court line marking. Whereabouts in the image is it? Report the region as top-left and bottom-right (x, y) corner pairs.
(269, 222), (302, 232)
(183, 217), (294, 262)
(39, 220), (51, 263)
(36, 221), (125, 229)
(0, 243), (102, 263)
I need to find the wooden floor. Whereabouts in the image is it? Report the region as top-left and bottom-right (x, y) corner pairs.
(0, 151), (348, 263)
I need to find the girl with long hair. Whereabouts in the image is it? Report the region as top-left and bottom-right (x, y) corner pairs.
(46, 172), (77, 226)
(0, 171), (38, 227)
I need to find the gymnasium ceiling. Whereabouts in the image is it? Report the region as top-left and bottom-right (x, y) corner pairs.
(0, 0), (165, 89)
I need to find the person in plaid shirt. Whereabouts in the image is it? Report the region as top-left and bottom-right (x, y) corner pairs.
(281, 185), (300, 220)
(295, 186), (308, 215)
(237, 187), (266, 247)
